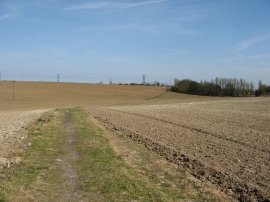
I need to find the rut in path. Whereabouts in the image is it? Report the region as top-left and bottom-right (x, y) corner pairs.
(61, 110), (86, 202)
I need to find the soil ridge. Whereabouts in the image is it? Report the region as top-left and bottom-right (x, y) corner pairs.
(95, 115), (270, 202)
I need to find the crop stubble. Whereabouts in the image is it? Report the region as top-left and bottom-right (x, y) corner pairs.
(0, 110), (49, 162)
(88, 98), (270, 201)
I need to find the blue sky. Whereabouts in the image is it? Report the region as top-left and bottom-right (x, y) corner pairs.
(0, 0), (270, 85)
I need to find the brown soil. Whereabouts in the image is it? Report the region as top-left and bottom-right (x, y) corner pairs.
(87, 114), (234, 202)
(0, 81), (167, 111)
(0, 81), (229, 111)
(2, 81), (269, 201)
(0, 110), (49, 168)
(87, 98), (270, 201)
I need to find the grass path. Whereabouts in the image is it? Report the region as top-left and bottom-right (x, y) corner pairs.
(0, 108), (224, 201)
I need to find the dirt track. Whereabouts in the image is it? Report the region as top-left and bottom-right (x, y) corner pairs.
(61, 110), (87, 202)
(88, 98), (270, 201)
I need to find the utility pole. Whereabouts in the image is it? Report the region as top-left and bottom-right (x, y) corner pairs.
(0, 71), (1, 98)
(12, 81), (15, 101)
(142, 74), (146, 85)
(57, 73), (60, 82)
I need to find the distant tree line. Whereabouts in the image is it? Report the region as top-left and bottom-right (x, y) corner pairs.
(118, 81), (167, 86)
(171, 77), (254, 97)
(255, 80), (270, 96)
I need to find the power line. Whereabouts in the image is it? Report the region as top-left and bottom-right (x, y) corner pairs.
(12, 81), (15, 101)
(142, 74), (146, 84)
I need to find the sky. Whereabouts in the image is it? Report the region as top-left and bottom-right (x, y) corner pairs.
(0, 0), (270, 85)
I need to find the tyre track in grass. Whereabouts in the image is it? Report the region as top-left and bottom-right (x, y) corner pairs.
(62, 110), (87, 202)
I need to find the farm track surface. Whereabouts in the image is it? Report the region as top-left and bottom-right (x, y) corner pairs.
(61, 110), (88, 202)
(88, 99), (270, 201)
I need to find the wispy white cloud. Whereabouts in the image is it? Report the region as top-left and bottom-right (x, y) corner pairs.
(108, 23), (155, 32)
(103, 22), (198, 35)
(236, 36), (270, 51)
(160, 49), (188, 60)
(68, 2), (111, 10)
(0, 14), (13, 20)
(166, 49), (188, 55)
(76, 21), (198, 36)
(67, 0), (167, 10)
(248, 53), (270, 60)
(0, 1), (22, 20)
(221, 53), (270, 63)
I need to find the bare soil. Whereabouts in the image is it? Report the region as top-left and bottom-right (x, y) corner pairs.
(88, 98), (270, 201)
(0, 81), (167, 111)
(88, 114), (234, 202)
(1, 81), (269, 201)
(0, 110), (49, 167)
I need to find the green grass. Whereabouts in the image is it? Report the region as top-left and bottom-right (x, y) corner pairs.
(71, 108), (165, 201)
(0, 110), (66, 201)
(0, 108), (216, 201)
(70, 108), (214, 201)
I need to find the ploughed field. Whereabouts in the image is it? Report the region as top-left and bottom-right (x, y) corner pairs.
(88, 98), (270, 201)
(0, 110), (49, 161)
(1, 82), (270, 201)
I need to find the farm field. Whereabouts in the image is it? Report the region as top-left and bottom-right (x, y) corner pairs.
(0, 108), (229, 201)
(2, 0), (270, 200)
(0, 81), (167, 111)
(0, 109), (49, 162)
(0, 81), (270, 201)
(0, 81), (226, 111)
(88, 98), (270, 201)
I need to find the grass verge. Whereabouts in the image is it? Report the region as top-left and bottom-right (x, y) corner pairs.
(0, 108), (218, 201)
(71, 108), (216, 201)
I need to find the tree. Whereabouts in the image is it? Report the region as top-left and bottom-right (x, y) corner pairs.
(256, 80), (269, 96)
(171, 77), (254, 97)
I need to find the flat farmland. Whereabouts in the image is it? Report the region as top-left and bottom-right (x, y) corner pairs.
(1, 81), (270, 201)
(88, 98), (270, 201)
(0, 81), (167, 111)
(0, 81), (167, 168)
